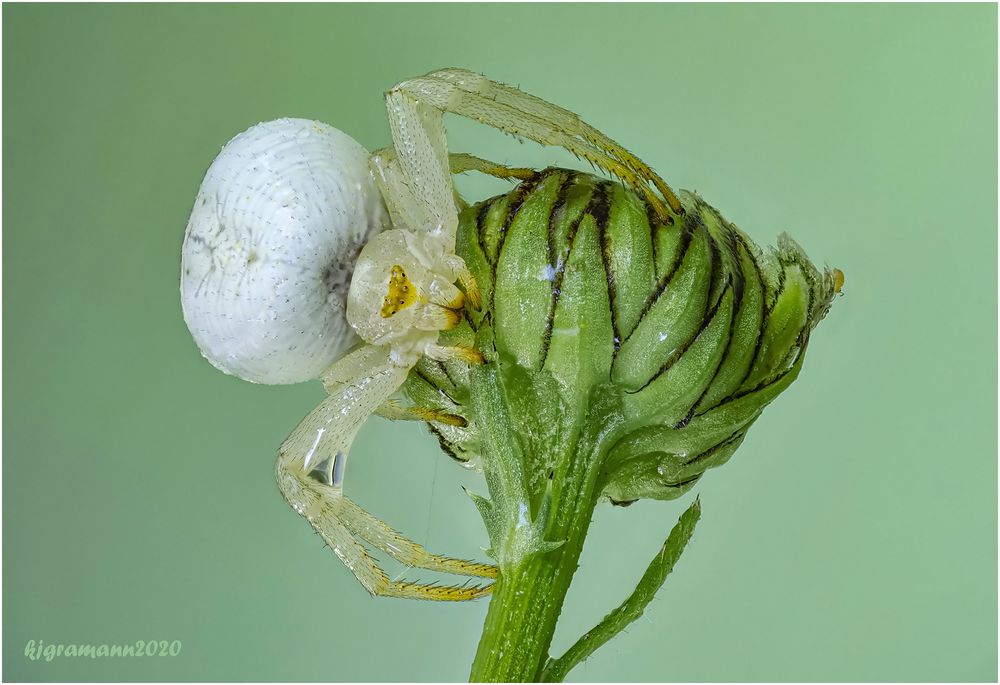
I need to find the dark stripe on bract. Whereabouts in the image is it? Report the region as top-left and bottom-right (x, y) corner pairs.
(706, 238), (727, 312)
(495, 172), (543, 268)
(539, 177), (604, 368)
(546, 172), (575, 274)
(475, 199), (494, 267)
(662, 473), (703, 489)
(413, 367), (458, 406)
(434, 360), (459, 393)
(769, 254), (787, 313)
(677, 275), (740, 428)
(593, 183), (621, 352)
(727, 340), (808, 403)
(727, 233), (768, 401)
(463, 308), (478, 333)
(697, 196), (745, 309)
(538, 173), (577, 368)
(681, 431), (744, 468)
(646, 200), (662, 269)
(720, 221), (745, 307)
(427, 425), (469, 464)
(624, 210), (697, 346)
(629, 280), (732, 394)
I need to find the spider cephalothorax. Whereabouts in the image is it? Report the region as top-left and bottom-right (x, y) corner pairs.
(347, 229), (476, 367)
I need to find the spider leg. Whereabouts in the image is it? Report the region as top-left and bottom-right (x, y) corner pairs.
(372, 88), (541, 251)
(369, 147), (448, 247)
(437, 253), (481, 310)
(339, 496), (495, 579)
(371, 91), (457, 249)
(375, 399), (467, 427)
(389, 68), (683, 223)
(277, 345), (409, 511)
(292, 492), (493, 600)
(375, 146), (536, 182)
(276, 344), (492, 600)
(427, 344), (486, 366)
(449, 151), (538, 181)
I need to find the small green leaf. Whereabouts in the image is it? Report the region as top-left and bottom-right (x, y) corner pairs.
(465, 487), (500, 560)
(540, 497), (703, 682)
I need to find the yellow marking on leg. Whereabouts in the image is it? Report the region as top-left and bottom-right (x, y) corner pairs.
(447, 289), (465, 310)
(442, 346), (484, 365)
(459, 271), (481, 310)
(833, 268), (845, 295)
(443, 307), (463, 330)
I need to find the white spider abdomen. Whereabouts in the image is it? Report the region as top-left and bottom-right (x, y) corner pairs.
(181, 118), (389, 384)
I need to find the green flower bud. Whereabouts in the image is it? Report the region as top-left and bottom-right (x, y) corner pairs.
(403, 168), (837, 561)
(406, 168), (836, 497)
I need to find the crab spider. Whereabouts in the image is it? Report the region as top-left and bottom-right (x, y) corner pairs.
(182, 68), (682, 601)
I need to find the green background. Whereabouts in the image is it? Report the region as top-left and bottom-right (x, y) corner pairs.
(3, 3), (996, 682)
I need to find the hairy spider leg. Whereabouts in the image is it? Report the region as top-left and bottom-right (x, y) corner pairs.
(427, 344), (485, 365)
(322, 351), (467, 427)
(375, 90), (458, 249)
(338, 497), (495, 579)
(448, 151), (538, 181)
(373, 87), (545, 250)
(426, 67), (681, 216)
(389, 68), (684, 223)
(375, 399), (467, 427)
(275, 345), (495, 600)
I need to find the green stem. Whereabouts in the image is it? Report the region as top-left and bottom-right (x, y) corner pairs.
(467, 369), (625, 682)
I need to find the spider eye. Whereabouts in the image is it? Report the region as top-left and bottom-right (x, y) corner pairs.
(380, 263), (418, 318)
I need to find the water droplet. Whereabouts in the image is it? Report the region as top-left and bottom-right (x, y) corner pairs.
(516, 502), (530, 528)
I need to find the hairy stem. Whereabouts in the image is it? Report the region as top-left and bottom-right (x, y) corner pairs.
(469, 456), (600, 681)
(467, 368), (624, 682)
